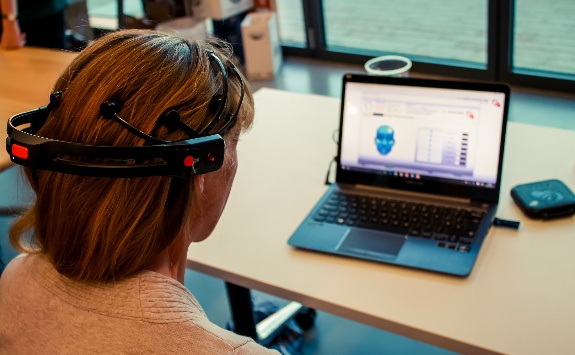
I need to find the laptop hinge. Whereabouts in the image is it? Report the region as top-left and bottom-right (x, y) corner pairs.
(354, 184), (475, 206)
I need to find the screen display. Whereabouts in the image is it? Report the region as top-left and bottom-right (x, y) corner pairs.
(340, 82), (507, 189)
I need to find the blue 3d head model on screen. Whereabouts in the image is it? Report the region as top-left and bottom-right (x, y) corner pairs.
(375, 125), (395, 155)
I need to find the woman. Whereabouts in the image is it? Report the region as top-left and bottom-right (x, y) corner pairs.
(0, 29), (278, 354)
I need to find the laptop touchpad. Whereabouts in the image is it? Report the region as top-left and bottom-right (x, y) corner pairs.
(337, 229), (406, 259)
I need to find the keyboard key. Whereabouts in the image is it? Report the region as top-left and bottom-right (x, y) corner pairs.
(433, 233), (449, 241)
(323, 204), (337, 211)
(448, 235), (459, 243)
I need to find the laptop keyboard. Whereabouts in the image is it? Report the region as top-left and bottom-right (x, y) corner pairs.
(313, 191), (485, 251)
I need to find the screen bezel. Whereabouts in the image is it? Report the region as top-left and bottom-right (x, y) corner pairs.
(335, 74), (510, 203)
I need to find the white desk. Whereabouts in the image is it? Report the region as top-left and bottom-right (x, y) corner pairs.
(186, 88), (575, 355)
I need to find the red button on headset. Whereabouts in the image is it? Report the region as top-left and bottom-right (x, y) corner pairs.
(184, 156), (194, 167)
(12, 144), (29, 160)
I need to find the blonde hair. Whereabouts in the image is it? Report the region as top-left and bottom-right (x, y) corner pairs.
(9, 29), (254, 282)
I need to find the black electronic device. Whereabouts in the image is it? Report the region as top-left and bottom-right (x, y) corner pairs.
(511, 179), (575, 219)
(288, 73), (511, 277)
(5, 49), (245, 179)
(6, 106), (226, 178)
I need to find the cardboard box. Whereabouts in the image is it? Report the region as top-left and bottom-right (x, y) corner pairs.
(189, 0), (254, 20)
(241, 12), (282, 80)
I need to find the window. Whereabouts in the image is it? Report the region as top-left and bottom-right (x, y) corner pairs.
(512, 0), (575, 77)
(275, 0), (575, 92)
(88, 0), (575, 92)
(322, 0), (488, 67)
(86, 0), (144, 29)
(275, 0), (307, 47)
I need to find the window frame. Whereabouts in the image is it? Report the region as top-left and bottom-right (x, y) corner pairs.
(281, 0), (575, 94)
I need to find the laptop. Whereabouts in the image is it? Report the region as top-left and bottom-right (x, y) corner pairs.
(288, 73), (510, 277)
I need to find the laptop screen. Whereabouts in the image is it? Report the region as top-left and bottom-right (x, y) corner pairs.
(337, 75), (510, 201)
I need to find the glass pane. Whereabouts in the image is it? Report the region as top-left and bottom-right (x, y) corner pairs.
(513, 0), (575, 76)
(322, 0), (488, 66)
(86, 0), (145, 29)
(275, 0), (307, 47)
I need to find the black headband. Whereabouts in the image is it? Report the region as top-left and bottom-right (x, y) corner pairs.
(6, 106), (225, 178)
(5, 50), (246, 178)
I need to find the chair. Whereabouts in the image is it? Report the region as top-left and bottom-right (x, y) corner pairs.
(225, 282), (316, 347)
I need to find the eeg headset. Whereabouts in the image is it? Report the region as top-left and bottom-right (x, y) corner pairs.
(6, 50), (244, 178)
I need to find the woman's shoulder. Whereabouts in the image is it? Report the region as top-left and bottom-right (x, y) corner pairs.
(156, 319), (280, 355)
(0, 253), (34, 281)
(0, 254), (57, 304)
(106, 272), (278, 354)
(134, 273), (278, 353)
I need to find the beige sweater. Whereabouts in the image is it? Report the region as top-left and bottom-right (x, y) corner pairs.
(0, 254), (278, 355)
